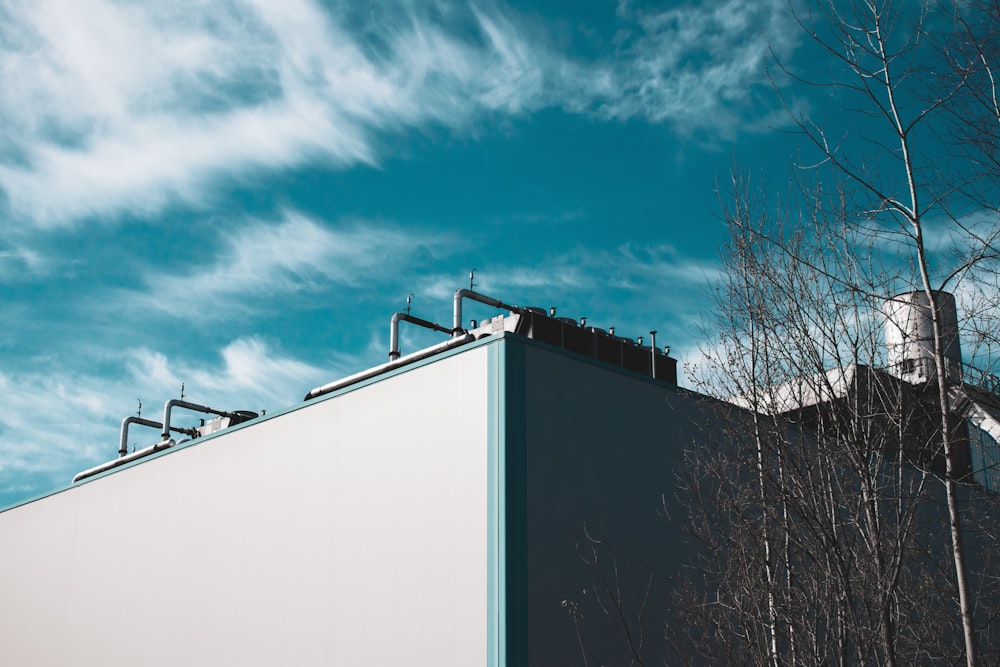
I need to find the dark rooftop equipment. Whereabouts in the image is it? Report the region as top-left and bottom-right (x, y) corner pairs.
(305, 287), (678, 401)
(511, 305), (677, 384)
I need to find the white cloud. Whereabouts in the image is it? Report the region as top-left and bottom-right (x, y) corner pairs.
(0, 243), (46, 278)
(0, 0), (556, 225)
(602, 0), (798, 133)
(0, 0), (797, 227)
(0, 365), (120, 500)
(412, 242), (720, 352)
(124, 336), (334, 411)
(126, 211), (448, 319)
(474, 243), (721, 297)
(0, 101), (372, 225)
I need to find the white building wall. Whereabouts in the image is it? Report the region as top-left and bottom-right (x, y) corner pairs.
(0, 345), (493, 666)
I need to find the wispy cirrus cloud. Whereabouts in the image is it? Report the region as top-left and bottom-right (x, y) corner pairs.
(1, 0), (380, 226)
(0, 243), (46, 279)
(415, 241), (719, 346)
(603, 0), (798, 131)
(0, 0), (568, 226)
(124, 211), (451, 320)
(0, 364), (122, 505)
(473, 243), (721, 296)
(0, 0), (799, 228)
(124, 336), (333, 411)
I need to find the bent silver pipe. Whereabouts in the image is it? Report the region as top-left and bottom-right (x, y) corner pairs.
(119, 416), (162, 458)
(120, 416), (198, 457)
(389, 312), (453, 361)
(161, 399), (233, 441)
(452, 289), (520, 335)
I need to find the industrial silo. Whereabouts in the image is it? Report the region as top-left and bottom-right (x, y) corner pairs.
(883, 290), (963, 383)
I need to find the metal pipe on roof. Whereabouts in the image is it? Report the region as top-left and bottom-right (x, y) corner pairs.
(389, 312), (453, 361)
(305, 333), (476, 401)
(74, 437), (177, 483)
(161, 399), (236, 441)
(452, 289), (520, 335)
(119, 416), (162, 458)
(649, 330), (658, 379)
(120, 416), (199, 458)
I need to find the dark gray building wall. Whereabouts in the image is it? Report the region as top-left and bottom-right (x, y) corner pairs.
(500, 337), (720, 665)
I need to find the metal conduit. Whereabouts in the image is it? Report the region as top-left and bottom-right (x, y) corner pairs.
(305, 334), (475, 401)
(74, 437), (177, 483)
(119, 416), (162, 458)
(389, 312), (453, 361)
(452, 289), (520, 335)
(77, 402), (253, 483)
(119, 416), (197, 458)
(161, 399), (239, 441)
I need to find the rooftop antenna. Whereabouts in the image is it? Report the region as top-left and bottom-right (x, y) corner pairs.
(469, 269), (477, 291)
(405, 293), (415, 315)
(135, 398), (143, 453)
(180, 382), (186, 399)
(649, 330), (658, 378)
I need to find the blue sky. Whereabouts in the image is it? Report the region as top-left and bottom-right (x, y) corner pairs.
(0, 0), (820, 507)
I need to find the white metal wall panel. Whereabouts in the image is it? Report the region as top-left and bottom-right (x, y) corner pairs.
(0, 345), (491, 666)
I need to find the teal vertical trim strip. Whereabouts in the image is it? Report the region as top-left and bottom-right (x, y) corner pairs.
(488, 336), (528, 666)
(504, 338), (528, 666)
(487, 341), (506, 667)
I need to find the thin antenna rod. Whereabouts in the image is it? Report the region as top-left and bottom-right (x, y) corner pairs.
(649, 330), (658, 379)
(469, 269), (477, 290)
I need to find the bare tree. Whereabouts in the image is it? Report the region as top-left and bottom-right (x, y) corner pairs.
(681, 3), (1000, 662)
(775, 2), (1000, 662)
(682, 173), (965, 664)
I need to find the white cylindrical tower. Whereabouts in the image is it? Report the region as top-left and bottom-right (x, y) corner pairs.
(883, 290), (962, 384)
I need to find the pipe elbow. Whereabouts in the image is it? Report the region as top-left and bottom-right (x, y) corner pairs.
(119, 416), (135, 458)
(389, 311), (404, 360)
(452, 289), (470, 334)
(161, 399), (178, 440)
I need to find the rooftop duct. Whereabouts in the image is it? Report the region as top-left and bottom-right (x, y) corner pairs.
(161, 399), (256, 442)
(389, 311), (453, 361)
(452, 289), (521, 335)
(305, 334), (476, 400)
(73, 400), (257, 483)
(118, 415), (196, 458)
